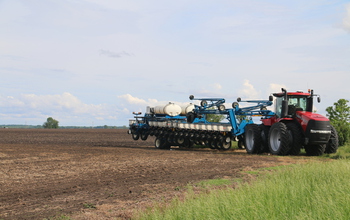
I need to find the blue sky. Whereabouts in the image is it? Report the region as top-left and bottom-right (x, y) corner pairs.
(1, 0), (350, 126)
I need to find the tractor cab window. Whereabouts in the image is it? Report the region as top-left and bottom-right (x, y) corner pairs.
(274, 96), (307, 118)
(274, 97), (283, 118)
(288, 96), (307, 111)
(287, 96), (307, 116)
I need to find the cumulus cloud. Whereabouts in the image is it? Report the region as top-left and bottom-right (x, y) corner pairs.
(267, 83), (287, 96)
(118, 94), (158, 106)
(0, 93), (118, 125)
(238, 80), (260, 99)
(117, 94), (160, 114)
(99, 49), (133, 58)
(343, 4), (350, 32)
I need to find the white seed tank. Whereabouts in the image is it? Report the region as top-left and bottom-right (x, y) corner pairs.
(153, 103), (182, 116)
(179, 103), (195, 115)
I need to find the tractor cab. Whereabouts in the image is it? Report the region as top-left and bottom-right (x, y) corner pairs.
(272, 89), (319, 118)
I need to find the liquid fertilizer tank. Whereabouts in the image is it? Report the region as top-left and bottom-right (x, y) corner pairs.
(179, 103), (195, 115)
(153, 103), (182, 116)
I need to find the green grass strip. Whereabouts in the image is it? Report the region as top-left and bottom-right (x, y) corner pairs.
(326, 143), (350, 159)
(137, 160), (350, 220)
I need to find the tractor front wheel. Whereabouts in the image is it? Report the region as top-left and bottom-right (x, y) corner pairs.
(324, 125), (339, 154)
(286, 123), (303, 155)
(305, 144), (326, 156)
(259, 124), (270, 153)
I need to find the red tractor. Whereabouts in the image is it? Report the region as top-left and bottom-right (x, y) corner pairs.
(250, 88), (338, 156)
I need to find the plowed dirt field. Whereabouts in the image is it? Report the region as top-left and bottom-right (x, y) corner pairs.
(0, 129), (304, 219)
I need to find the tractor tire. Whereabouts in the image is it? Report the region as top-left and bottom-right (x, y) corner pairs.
(305, 144), (326, 156)
(286, 122), (303, 155)
(259, 124), (270, 153)
(244, 124), (262, 154)
(324, 125), (339, 154)
(268, 122), (290, 155)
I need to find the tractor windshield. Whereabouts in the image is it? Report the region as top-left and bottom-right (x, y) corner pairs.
(288, 96), (307, 111)
(274, 95), (308, 118)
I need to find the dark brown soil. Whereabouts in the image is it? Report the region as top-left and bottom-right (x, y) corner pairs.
(0, 129), (303, 219)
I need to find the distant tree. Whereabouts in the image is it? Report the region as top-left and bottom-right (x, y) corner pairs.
(205, 113), (225, 123)
(204, 107), (226, 123)
(43, 117), (59, 129)
(326, 99), (350, 146)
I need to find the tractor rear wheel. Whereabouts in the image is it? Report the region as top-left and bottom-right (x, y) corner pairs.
(268, 122), (290, 155)
(245, 124), (262, 154)
(324, 125), (339, 154)
(259, 124), (270, 152)
(286, 123), (303, 155)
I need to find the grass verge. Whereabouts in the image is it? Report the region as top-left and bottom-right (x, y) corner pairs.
(324, 143), (350, 159)
(136, 160), (350, 220)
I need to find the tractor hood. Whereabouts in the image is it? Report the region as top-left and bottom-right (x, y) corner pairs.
(295, 111), (331, 144)
(295, 111), (329, 131)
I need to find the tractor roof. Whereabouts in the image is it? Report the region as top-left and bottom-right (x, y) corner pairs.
(273, 91), (311, 97)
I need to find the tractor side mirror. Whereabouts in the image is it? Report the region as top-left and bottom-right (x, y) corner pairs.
(317, 96), (321, 103)
(269, 95), (273, 102)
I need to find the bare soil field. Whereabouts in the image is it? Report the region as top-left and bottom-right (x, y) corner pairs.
(0, 129), (305, 219)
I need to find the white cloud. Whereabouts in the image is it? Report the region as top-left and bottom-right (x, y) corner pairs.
(238, 80), (260, 100)
(118, 94), (158, 106)
(267, 83), (287, 96)
(0, 93), (119, 125)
